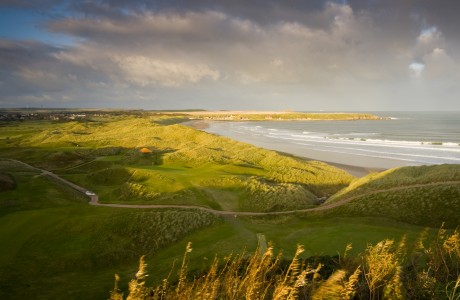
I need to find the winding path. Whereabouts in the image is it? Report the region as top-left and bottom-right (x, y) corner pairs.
(5, 159), (460, 216)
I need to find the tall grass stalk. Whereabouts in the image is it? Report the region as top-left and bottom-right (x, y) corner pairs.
(447, 275), (460, 300)
(126, 256), (149, 300)
(112, 228), (460, 299)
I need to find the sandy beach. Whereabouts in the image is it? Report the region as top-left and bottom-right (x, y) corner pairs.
(322, 162), (385, 177)
(183, 120), (211, 129)
(179, 110), (293, 115)
(184, 120), (386, 177)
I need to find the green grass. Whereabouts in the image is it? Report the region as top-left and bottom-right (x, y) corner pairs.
(142, 216), (434, 288)
(324, 184), (460, 227)
(0, 117), (354, 212)
(0, 160), (87, 215)
(0, 176), (432, 300)
(0, 154), (222, 299)
(0, 205), (221, 299)
(0, 154), (438, 299)
(327, 164), (460, 203)
(115, 226), (460, 300)
(323, 164), (460, 227)
(0, 114), (458, 299)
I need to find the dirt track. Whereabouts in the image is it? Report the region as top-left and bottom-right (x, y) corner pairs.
(6, 159), (460, 216)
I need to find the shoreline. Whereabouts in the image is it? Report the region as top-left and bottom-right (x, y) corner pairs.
(271, 149), (385, 177)
(183, 120), (211, 129)
(183, 120), (386, 177)
(323, 161), (385, 177)
(177, 111), (386, 121)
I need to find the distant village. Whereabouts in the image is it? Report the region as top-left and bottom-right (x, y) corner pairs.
(0, 109), (148, 121)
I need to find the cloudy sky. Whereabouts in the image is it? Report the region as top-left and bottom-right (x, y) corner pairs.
(0, 0), (459, 110)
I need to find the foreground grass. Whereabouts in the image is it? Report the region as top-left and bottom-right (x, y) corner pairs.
(145, 216), (434, 287)
(0, 205), (221, 300)
(0, 206), (434, 299)
(112, 227), (460, 300)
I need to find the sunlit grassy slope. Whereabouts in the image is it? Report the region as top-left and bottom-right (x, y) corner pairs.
(323, 165), (460, 227)
(1, 117), (354, 212)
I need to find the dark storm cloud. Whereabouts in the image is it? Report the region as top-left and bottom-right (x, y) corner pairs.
(0, 0), (62, 9)
(347, 0), (460, 44)
(0, 40), (65, 94)
(66, 0), (460, 38)
(71, 0), (329, 22)
(0, 39), (120, 106)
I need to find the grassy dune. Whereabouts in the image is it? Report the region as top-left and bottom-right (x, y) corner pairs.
(323, 165), (460, 227)
(1, 117), (353, 212)
(327, 165), (460, 202)
(327, 184), (460, 227)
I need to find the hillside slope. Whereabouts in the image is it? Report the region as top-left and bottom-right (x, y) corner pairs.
(0, 160), (221, 300)
(2, 117), (354, 212)
(322, 165), (460, 227)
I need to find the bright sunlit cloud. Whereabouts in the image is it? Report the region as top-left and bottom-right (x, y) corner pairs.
(409, 62), (425, 78)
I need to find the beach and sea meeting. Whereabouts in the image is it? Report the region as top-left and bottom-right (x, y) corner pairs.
(205, 111), (460, 172)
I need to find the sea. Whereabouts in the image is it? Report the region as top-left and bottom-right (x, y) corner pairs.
(204, 112), (460, 170)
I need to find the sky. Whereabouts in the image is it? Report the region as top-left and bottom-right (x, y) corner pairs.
(0, 0), (459, 111)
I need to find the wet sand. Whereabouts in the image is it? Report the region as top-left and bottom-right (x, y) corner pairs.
(323, 162), (385, 177)
(183, 120), (210, 129)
